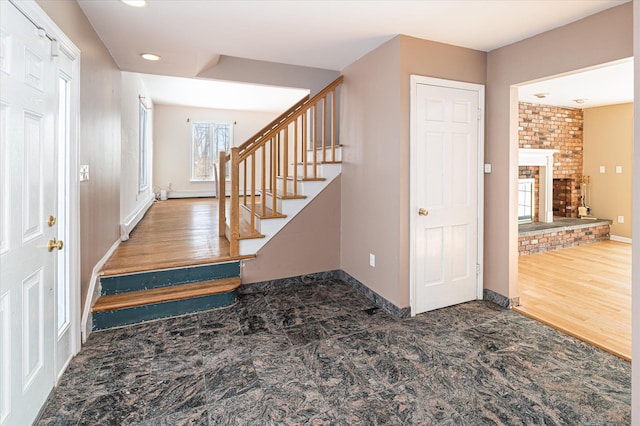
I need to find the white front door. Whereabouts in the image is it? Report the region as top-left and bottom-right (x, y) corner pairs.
(411, 77), (484, 314)
(0, 2), (62, 424)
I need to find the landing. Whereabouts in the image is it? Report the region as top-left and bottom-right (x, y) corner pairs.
(101, 198), (252, 277)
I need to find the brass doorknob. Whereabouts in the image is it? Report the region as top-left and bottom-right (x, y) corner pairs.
(47, 215), (56, 227)
(418, 208), (429, 216)
(48, 238), (64, 252)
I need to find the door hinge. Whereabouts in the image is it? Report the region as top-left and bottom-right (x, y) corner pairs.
(477, 108), (482, 120)
(476, 264), (481, 275)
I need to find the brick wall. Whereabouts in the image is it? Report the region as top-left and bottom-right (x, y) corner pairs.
(518, 224), (610, 255)
(519, 102), (584, 219)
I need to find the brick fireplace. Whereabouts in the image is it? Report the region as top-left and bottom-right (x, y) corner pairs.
(519, 102), (583, 219)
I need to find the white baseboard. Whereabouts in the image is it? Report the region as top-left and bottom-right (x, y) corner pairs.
(81, 238), (121, 342)
(168, 190), (216, 199)
(120, 194), (155, 241)
(610, 235), (632, 244)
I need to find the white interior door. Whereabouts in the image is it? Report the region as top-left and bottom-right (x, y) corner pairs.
(411, 77), (483, 314)
(0, 2), (60, 424)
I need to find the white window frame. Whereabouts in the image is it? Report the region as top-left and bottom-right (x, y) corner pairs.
(518, 178), (535, 223)
(190, 122), (232, 182)
(138, 100), (149, 191)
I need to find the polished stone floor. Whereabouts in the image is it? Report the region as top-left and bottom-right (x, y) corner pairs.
(38, 280), (631, 425)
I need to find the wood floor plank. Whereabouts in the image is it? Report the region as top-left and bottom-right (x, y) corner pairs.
(92, 277), (241, 312)
(101, 198), (254, 276)
(516, 240), (631, 361)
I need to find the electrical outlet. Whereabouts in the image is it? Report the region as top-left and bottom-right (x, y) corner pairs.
(618, 216), (624, 224)
(599, 166), (605, 173)
(369, 253), (375, 267)
(79, 165), (89, 182)
(616, 166), (622, 174)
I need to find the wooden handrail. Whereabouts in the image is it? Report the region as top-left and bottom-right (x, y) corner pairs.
(220, 76), (343, 257)
(237, 94), (310, 156)
(238, 76), (344, 162)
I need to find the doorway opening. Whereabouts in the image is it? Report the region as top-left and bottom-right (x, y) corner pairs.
(511, 58), (634, 360)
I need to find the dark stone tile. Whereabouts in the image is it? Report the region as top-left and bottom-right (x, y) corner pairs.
(77, 391), (145, 425)
(36, 391), (85, 426)
(37, 281), (632, 425)
(283, 321), (330, 346)
(142, 405), (209, 426)
(238, 313), (274, 335)
(265, 305), (319, 328)
(203, 360), (260, 403)
(318, 313), (365, 337)
(207, 389), (267, 425)
(143, 374), (208, 420)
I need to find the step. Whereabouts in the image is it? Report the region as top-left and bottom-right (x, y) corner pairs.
(91, 277), (240, 330)
(276, 176), (325, 194)
(99, 261), (241, 296)
(296, 162), (342, 180)
(306, 145), (342, 163)
(224, 218), (265, 240)
(240, 202), (286, 220)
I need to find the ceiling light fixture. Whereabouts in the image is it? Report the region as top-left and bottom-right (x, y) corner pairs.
(573, 98), (587, 104)
(121, 0), (147, 7)
(141, 53), (161, 61)
(533, 93), (549, 99)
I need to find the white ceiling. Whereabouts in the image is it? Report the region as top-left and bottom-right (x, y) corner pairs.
(136, 73), (309, 112)
(519, 59), (634, 109)
(78, 0), (631, 111)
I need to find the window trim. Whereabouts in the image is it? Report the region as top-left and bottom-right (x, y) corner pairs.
(138, 100), (149, 192)
(518, 178), (535, 224)
(190, 121), (232, 182)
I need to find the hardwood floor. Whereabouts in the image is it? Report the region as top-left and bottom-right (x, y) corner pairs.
(101, 198), (252, 276)
(516, 240), (631, 361)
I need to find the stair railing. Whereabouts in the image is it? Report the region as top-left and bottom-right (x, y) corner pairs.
(219, 75), (343, 256)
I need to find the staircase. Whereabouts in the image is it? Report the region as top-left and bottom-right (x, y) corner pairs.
(220, 76), (343, 256)
(92, 261), (241, 330)
(90, 76), (343, 331)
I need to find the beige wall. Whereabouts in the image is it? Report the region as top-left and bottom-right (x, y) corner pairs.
(242, 177), (341, 283)
(198, 56), (339, 97)
(631, 0), (639, 419)
(583, 103), (633, 238)
(485, 2), (633, 299)
(37, 0), (122, 307)
(153, 104), (279, 195)
(340, 35), (485, 309)
(120, 72), (153, 223)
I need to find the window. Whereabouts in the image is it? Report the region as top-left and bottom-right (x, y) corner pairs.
(57, 75), (70, 333)
(518, 178), (535, 223)
(191, 122), (231, 181)
(139, 100), (149, 191)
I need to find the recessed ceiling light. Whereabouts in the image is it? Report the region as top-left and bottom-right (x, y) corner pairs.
(573, 98), (587, 104)
(141, 53), (161, 61)
(533, 93), (549, 99)
(121, 0), (147, 7)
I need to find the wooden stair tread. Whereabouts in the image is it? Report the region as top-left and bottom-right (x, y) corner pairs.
(240, 203), (286, 219)
(283, 176), (326, 182)
(237, 219), (264, 240)
(296, 161), (342, 165)
(264, 190), (307, 200)
(92, 277), (241, 313)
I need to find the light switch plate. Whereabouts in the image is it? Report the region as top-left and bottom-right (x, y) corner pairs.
(616, 166), (622, 174)
(599, 166), (605, 173)
(484, 164), (492, 173)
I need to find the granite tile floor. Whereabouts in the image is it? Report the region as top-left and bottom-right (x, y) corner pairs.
(38, 279), (631, 425)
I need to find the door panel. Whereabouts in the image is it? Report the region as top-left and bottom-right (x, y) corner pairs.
(413, 82), (480, 314)
(0, 2), (57, 424)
